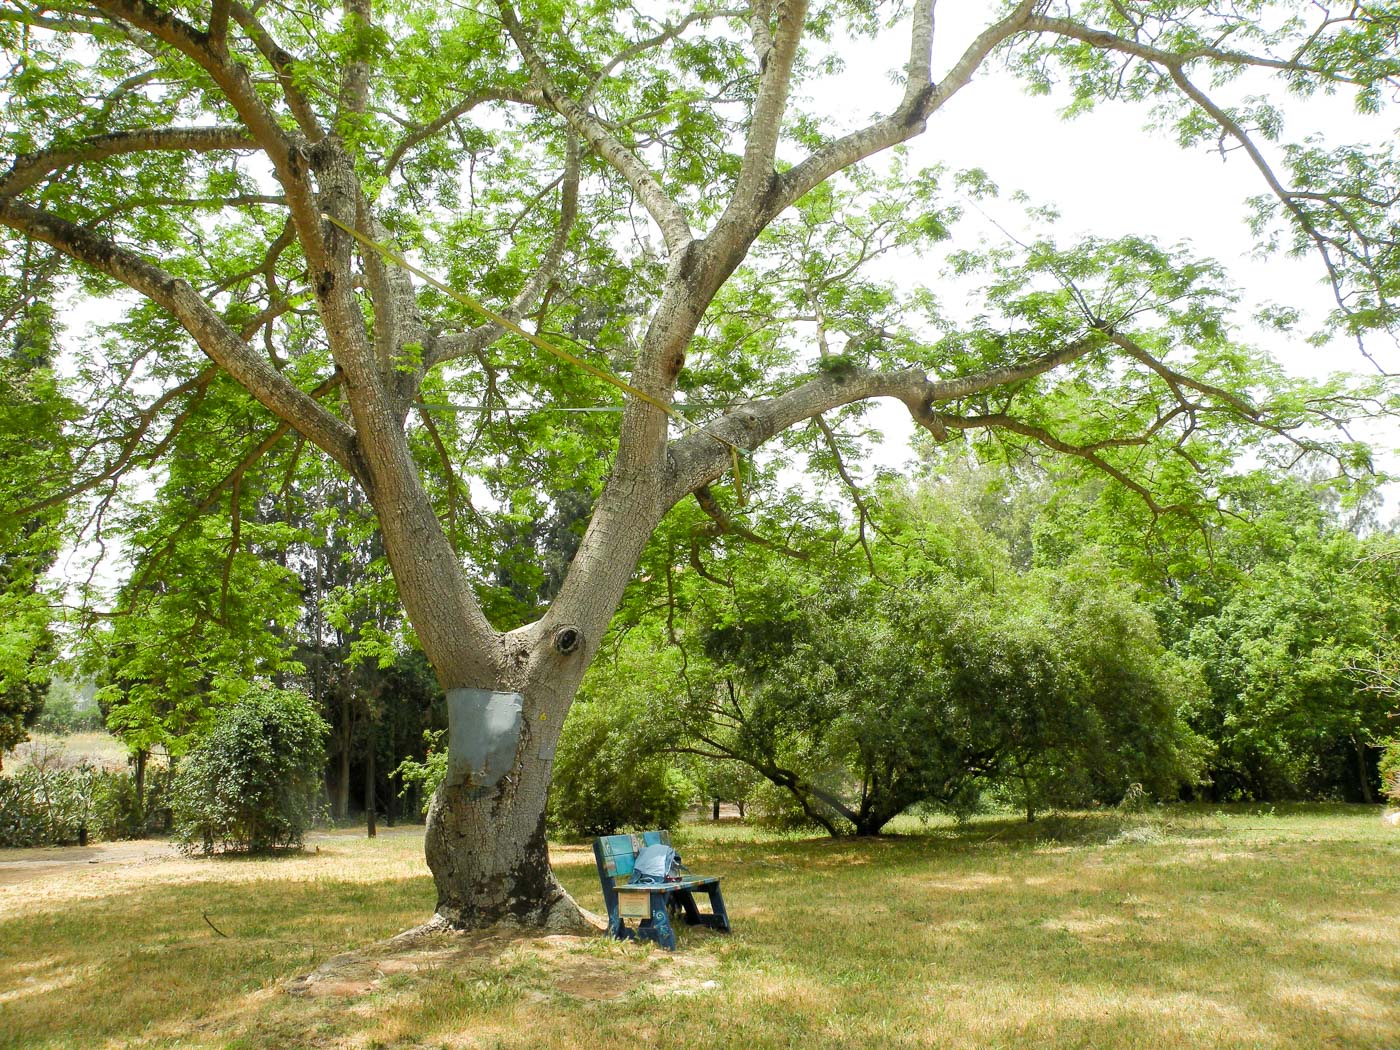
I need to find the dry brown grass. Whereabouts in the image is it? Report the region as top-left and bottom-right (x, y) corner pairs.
(3, 732), (132, 774)
(1, 807), (1397, 1049)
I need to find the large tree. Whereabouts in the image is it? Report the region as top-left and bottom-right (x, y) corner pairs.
(1, 0), (1396, 930)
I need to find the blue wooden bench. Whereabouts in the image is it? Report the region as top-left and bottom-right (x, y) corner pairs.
(592, 830), (730, 950)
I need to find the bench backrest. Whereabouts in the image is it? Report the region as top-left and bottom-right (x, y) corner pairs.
(592, 830), (672, 920)
(593, 829), (670, 882)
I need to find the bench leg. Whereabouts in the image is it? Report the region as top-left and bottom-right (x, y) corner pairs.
(638, 893), (676, 950)
(606, 914), (635, 941)
(706, 885), (731, 933)
(675, 890), (702, 926)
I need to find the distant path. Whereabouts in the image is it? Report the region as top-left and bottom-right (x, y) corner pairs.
(0, 825), (422, 887)
(0, 839), (180, 886)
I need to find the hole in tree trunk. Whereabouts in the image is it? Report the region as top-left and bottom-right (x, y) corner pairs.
(553, 627), (581, 654)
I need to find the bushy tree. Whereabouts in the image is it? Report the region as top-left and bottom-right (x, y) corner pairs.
(171, 687), (328, 854)
(605, 477), (1202, 834)
(547, 697), (691, 838)
(1380, 739), (1400, 807)
(0, 300), (71, 768)
(695, 572), (1201, 832)
(1179, 517), (1398, 801)
(998, 559), (1207, 821)
(925, 452), (1398, 805)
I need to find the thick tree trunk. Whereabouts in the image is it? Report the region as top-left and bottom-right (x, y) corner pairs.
(423, 670), (592, 931)
(424, 770), (580, 930)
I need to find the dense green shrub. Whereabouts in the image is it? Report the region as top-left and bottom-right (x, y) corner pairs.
(171, 688), (327, 854)
(0, 754), (162, 846)
(95, 762), (173, 839)
(547, 699), (691, 838)
(0, 765), (82, 846)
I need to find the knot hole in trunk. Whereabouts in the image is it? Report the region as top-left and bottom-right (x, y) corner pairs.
(552, 626), (582, 655)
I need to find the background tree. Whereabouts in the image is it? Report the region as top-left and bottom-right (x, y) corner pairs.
(1177, 507), (1398, 801)
(284, 473), (431, 826)
(920, 446), (1399, 805)
(0, 297), (70, 767)
(597, 478), (1203, 834)
(1, 0), (1396, 930)
(546, 690), (692, 839)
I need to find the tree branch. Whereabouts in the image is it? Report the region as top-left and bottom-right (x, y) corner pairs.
(938, 413), (1178, 514)
(6, 368), (216, 519)
(380, 87), (548, 177)
(0, 199), (359, 476)
(227, 0), (325, 142)
(87, 0), (332, 273)
(497, 1), (694, 252)
(723, 0), (808, 226)
(335, 0), (372, 137)
(665, 331), (1106, 502)
(425, 132), (581, 373)
(0, 127), (256, 196)
(769, 0), (1038, 220)
(1106, 331), (1260, 419)
(208, 0), (229, 52)
(692, 484), (810, 560)
(812, 414), (882, 575)
(1023, 13), (1387, 86)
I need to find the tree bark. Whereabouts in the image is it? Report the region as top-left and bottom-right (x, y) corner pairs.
(1353, 735), (1374, 804)
(335, 696), (352, 821)
(133, 747), (147, 827)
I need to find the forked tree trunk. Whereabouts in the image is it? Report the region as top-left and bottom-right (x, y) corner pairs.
(361, 276), (710, 932)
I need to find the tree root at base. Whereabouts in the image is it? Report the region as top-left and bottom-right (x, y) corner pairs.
(288, 901), (605, 995)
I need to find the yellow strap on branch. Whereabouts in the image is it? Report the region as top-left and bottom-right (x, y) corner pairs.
(321, 213), (746, 504)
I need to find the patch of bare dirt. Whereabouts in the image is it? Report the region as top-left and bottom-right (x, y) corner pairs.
(287, 926), (720, 1003)
(0, 839), (182, 887)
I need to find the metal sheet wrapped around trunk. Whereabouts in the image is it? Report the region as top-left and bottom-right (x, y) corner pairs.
(446, 688), (524, 797)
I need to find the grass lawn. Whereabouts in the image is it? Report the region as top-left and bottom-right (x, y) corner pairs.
(1, 806), (1396, 1049)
